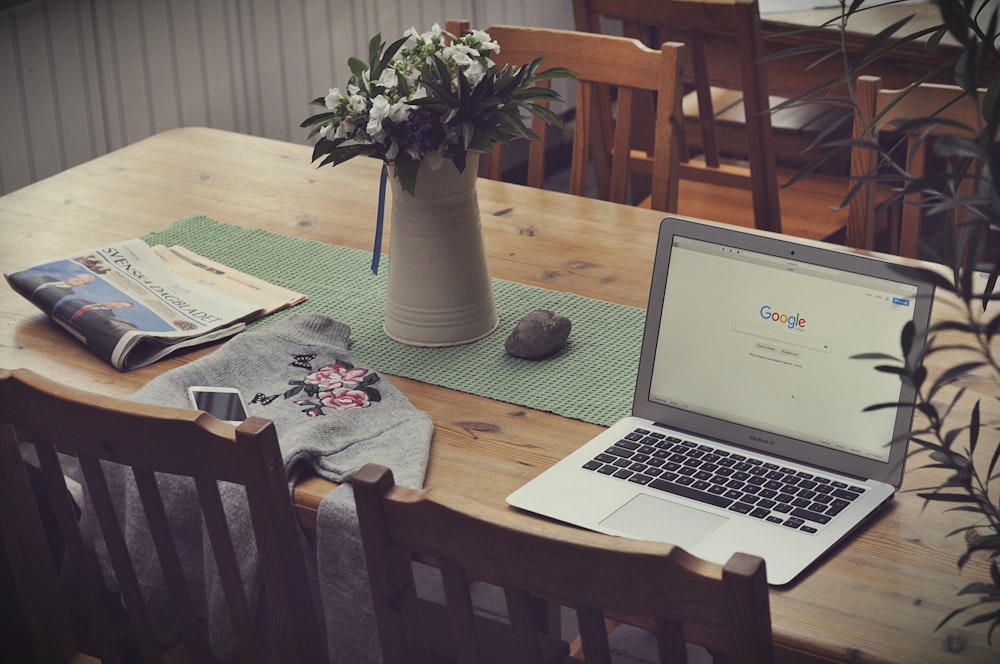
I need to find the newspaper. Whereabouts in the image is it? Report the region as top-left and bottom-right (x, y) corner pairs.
(5, 239), (306, 370)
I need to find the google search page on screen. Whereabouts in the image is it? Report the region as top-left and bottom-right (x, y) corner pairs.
(649, 237), (917, 462)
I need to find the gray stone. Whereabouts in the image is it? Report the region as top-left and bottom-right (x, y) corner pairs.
(504, 309), (572, 359)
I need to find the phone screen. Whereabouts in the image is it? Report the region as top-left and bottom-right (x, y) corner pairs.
(189, 389), (248, 423)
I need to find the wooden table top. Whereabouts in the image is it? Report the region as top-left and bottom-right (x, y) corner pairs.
(1, 127), (994, 663)
(757, 3), (973, 96)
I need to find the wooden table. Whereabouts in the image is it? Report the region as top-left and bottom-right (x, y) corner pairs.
(1, 127), (994, 663)
(758, 2), (981, 96)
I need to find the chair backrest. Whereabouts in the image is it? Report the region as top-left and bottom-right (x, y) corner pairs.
(353, 463), (775, 664)
(572, 0), (782, 234)
(847, 75), (983, 258)
(445, 20), (684, 212)
(0, 367), (327, 664)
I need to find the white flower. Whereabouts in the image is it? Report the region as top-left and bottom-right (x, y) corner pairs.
(377, 67), (398, 90)
(442, 43), (494, 88)
(442, 44), (475, 64)
(471, 30), (500, 53)
(367, 95), (392, 137)
(420, 24), (443, 42)
(348, 93), (367, 114)
(324, 87), (343, 109)
(464, 60), (488, 87)
(388, 99), (410, 121)
(333, 119), (355, 140)
(367, 96), (409, 139)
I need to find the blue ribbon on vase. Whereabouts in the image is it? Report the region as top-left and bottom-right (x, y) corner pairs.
(371, 164), (388, 275)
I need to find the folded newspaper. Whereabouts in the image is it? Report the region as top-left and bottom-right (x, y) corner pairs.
(5, 239), (306, 370)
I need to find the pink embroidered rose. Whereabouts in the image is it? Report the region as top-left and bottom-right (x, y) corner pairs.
(305, 364), (369, 390)
(329, 364), (368, 386)
(320, 386), (371, 410)
(304, 366), (344, 390)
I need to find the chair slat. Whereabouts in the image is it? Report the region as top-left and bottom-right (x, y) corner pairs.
(0, 426), (80, 663)
(195, 475), (262, 664)
(78, 453), (165, 663)
(33, 438), (121, 663)
(571, 80), (596, 199)
(440, 561), (483, 664)
(576, 606), (614, 664)
(653, 617), (688, 663)
(610, 87), (635, 203)
(133, 468), (219, 662)
(503, 586), (546, 664)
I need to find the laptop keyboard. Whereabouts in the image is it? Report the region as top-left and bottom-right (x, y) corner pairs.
(583, 427), (867, 534)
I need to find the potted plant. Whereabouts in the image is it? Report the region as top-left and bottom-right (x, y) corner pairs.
(776, 0), (1000, 642)
(299, 24), (574, 347)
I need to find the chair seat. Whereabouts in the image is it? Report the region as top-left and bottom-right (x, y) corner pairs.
(675, 169), (849, 242)
(682, 87), (851, 172)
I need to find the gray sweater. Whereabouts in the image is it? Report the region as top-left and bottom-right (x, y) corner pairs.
(94, 313), (432, 661)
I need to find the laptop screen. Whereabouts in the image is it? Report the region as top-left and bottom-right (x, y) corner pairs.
(633, 218), (935, 485)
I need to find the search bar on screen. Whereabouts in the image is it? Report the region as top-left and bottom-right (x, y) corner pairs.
(731, 321), (832, 353)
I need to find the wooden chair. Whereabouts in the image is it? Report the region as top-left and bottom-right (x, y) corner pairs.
(848, 75), (985, 259)
(0, 367), (328, 664)
(446, 20), (684, 213)
(571, 0), (851, 243)
(353, 463), (775, 664)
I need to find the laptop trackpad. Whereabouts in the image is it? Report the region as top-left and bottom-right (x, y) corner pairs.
(600, 493), (728, 549)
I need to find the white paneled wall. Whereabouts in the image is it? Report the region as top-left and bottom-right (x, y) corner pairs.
(0, 0), (574, 195)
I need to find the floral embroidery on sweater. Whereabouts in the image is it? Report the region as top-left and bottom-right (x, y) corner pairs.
(250, 355), (383, 416)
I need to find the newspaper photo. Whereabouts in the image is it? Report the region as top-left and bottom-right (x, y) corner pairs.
(4, 239), (306, 370)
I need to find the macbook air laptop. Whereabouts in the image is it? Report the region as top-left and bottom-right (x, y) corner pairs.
(507, 216), (936, 585)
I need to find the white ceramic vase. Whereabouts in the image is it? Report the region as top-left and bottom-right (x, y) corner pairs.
(383, 157), (499, 347)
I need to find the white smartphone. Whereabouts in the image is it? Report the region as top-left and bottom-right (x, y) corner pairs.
(187, 386), (248, 425)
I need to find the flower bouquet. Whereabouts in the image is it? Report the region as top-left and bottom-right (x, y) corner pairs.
(300, 23), (575, 195)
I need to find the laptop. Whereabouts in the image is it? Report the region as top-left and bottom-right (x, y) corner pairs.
(507, 216), (936, 585)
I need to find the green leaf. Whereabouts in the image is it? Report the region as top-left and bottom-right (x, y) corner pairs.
(917, 492), (979, 503)
(851, 350), (902, 361)
(374, 35), (408, 78)
(348, 56), (369, 78)
(968, 400), (980, 455)
(300, 111), (336, 129)
(394, 156), (420, 196)
(367, 33), (383, 66)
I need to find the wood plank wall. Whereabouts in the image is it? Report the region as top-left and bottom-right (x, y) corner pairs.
(0, 0), (574, 195)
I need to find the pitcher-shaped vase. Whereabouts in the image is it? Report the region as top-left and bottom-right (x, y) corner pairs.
(383, 157), (498, 347)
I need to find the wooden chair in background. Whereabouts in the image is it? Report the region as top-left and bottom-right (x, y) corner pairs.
(354, 463), (775, 664)
(446, 20), (684, 213)
(0, 368), (327, 663)
(571, 0), (850, 243)
(848, 75), (986, 259)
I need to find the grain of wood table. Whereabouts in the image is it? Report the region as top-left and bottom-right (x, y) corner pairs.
(1, 127), (994, 663)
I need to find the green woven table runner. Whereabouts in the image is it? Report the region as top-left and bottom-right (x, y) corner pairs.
(143, 215), (644, 427)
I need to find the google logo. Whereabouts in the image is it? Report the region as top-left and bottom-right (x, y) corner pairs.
(760, 305), (806, 330)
